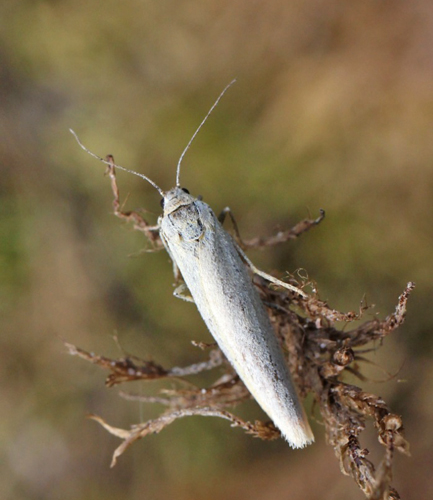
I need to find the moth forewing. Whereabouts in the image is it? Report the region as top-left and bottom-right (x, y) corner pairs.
(160, 188), (314, 448)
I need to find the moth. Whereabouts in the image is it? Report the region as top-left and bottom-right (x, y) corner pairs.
(71, 82), (314, 448)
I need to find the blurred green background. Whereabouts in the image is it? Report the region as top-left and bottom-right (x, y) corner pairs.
(1, 1), (432, 499)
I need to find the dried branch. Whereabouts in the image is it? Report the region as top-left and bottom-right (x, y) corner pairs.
(89, 407), (280, 467)
(243, 209), (325, 249)
(67, 160), (413, 499)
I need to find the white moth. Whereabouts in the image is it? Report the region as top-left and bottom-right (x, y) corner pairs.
(70, 82), (314, 448)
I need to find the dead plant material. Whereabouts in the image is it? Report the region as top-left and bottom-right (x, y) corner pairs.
(68, 160), (413, 499)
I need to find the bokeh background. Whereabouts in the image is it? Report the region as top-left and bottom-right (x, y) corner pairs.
(1, 1), (433, 499)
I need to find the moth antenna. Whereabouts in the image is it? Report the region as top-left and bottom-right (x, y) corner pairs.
(70, 129), (164, 196)
(176, 79), (236, 187)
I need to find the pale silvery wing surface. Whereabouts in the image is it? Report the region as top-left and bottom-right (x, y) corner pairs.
(160, 187), (314, 448)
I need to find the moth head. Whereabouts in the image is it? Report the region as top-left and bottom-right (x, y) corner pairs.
(161, 186), (196, 215)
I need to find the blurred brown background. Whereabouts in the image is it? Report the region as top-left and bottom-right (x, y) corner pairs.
(1, 1), (432, 499)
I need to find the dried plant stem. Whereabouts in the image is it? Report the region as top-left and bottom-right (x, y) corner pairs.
(67, 160), (413, 499)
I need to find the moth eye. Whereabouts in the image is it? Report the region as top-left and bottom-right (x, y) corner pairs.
(160, 198), (165, 208)
(181, 187), (190, 194)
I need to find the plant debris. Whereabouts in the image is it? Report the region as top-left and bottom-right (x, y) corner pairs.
(67, 159), (413, 499)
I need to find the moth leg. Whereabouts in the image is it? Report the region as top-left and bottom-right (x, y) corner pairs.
(105, 155), (163, 248)
(218, 206), (245, 247)
(242, 209), (325, 250)
(233, 241), (308, 299)
(219, 207), (308, 297)
(173, 283), (195, 303)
